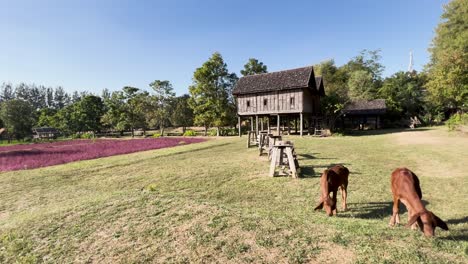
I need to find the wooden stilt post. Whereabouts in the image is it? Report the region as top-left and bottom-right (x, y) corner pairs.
(250, 117), (254, 131)
(295, 116), (298, 134)
(261, 117), (264, 131)
(238, 116), (241, 137)
(267, 117), (270, 133)
(256, 115), (259, 134)
(277, 115), (280, 136)
(300, 113), (303, 137)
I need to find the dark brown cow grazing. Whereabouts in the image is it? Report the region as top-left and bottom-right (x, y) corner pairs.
(314, 165), (349, 216)
(389, 168), (448, 237)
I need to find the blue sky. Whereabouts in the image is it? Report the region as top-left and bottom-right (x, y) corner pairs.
(1, 0), (447, 95)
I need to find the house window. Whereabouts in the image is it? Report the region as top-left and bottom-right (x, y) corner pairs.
(247, 100), (250, 107)
(263, 98), (268, 106)
(290, 97), (295, 106)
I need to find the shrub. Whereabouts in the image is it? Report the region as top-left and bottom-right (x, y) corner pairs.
(219, 127), (239, 136)
(152, 133), (161, 138)
(446, 113), (468, 131)
(208, 129), (217, 136)
(183, 130), (196, 136)
(81, 132), (94, 139)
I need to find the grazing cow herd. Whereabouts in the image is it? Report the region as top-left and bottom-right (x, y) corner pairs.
(314, 165), (449, 237)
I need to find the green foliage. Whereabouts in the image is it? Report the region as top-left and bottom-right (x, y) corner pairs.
(152, 133), (162, 138)
(189, 52), (238, 134)
(147, 80), (176, 135)
(207, 129), (218, 136)
(314, 60), (347, 130)
(102, 87), (148, 137)
(379, 71), (426, 118)
(182, 130), (196, 136)
(218, 127), (239, 136)
(348, 70), (374, 100)
(101, 91), (129, 133)
(0, 99), (35, 140)
(81, 132), (95, 139)
(426, 0), (468, 111)
(171, 94), (194, 131)
(344, 49), (383, 100)
(446, 112), (468, 131)
(240, 58), (268, 76)
(36, 108), (57, 127)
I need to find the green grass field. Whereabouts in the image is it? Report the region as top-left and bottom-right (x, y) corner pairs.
(1, 127), (467, 263)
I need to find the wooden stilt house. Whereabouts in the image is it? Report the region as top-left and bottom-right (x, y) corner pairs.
(232, 66), (325, 136)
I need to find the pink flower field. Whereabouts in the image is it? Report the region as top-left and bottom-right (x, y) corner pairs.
(0, 138), (205, 172)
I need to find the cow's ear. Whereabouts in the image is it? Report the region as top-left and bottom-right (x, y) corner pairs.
(314, 202), (323, 211)
(434, 215), (449, 230)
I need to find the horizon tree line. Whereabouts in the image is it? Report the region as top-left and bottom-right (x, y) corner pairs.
(1, 0), (466, 140)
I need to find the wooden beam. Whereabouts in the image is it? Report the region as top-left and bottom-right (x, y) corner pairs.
(277, 115), (280, 136)
(261, 117), (264, 131)
(250, 117), (254, 131)
(300, 113), (303, 137)
(267, 117), (270, 133)
(238, 116), (241, 137)
(256, 115), (259, 134)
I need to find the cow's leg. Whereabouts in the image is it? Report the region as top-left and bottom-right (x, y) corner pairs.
(389, 196), (400, 227)
(332, 190), (338, 215)
(341, 185), (348, 211)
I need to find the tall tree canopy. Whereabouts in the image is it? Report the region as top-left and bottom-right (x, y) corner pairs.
(379, 71), (426, 118)
(189, 52), (237, 135)
(240, 58), (268, 76)
(171, 94), (193, 133)
(344, 49), (384, 100)
(148, 80), (175, 135)
(425, 0), (468, 111)
(0, 99), (35, 140)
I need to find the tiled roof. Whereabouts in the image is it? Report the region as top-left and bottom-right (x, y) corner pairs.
(233, 66), (318, 95)
(344, 99), (387, 115)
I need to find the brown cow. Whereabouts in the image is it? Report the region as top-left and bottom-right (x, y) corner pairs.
(314, 165), (349, 216)
(389, 168), (448, 237)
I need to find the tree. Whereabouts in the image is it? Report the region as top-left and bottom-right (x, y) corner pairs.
(343, 49), (384, 100)
(378, 71), (426, 118)
(71, 95), (105, 133)
(0, 99), (35, 141)
(54, 86), (70, 109)
(240, 58), (268, 76)
(36, 108), (57, 127)
(148, 80), (175, 135)
(171, 94), (194, 133)
(54, 95), (105, 135)
(348, 70), (374, 100)
(314, 60), (349, 130)
(122, 86), (147, 137)
(101, 91), (128, 134)
(0, 83), (15, 102)
(189, 52), (238, 136)
(46, 87), (54, 108)
(425, 0), (468, 112)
